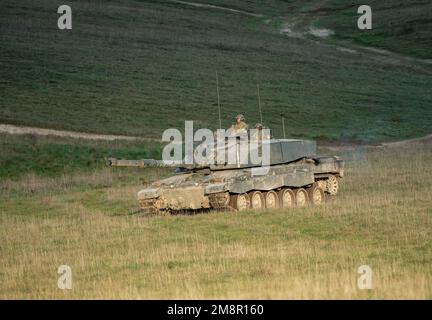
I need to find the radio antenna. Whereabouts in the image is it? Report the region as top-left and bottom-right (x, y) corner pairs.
(216, 71), (222, 129)
(281, 116), (286, 139)
(256, 71), (263, 124)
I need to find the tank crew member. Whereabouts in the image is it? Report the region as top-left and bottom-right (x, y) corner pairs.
(252, 123), (271, 141)
(228, 114), (248, 135)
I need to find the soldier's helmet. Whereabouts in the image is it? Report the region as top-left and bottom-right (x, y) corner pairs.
(255, 123), (263, 129)
(236, 114), (245, 121)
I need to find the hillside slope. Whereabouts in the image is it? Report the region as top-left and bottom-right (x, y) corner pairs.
(193, 0), (432, 59)
(0, 0), (431, 142)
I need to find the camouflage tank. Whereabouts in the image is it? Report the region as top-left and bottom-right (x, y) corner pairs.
(108, 137), (344, 214)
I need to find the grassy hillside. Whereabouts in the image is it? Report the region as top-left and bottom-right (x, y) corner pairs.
(195, 0), (432, 58)
(302, 0), (432, 59)
(1, 145), (431, 299)
(0, 0), (431, 143)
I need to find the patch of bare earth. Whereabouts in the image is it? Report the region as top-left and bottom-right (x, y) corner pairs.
(0, 124), (147, 141)
(308, 26), (334, 38)
(171, 0), (263, 17)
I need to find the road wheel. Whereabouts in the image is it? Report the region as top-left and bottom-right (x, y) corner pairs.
(265, 191), (280, 209)
(278, 188), (295, 208)
(326, 175), (339, 195)
(209, 192), (230, 210)
(230, 193), (250, 211)
(294, 188), (308, 207)
(317, 179), (327, 191)
(249, 191), (265, 210)
(307, 184), (325, 205)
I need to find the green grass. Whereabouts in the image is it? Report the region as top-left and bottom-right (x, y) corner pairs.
(195, 0), (432, 59)
(313, 0), (432, 59)
(0, 146), (431, 299)
(0, 134), (163, 178)
(0, 0), (431, 144)
(1, 1), (431, 300)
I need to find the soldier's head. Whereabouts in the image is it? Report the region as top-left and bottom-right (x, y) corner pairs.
(255, 123), (263, 130)
(235, 114), (245, 123)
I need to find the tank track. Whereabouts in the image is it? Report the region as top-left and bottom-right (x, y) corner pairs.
(138, 178), (338, 214)
(208, 192), (233, 211)
(138, 198), (160, 215)
(138, 194), (232, 215)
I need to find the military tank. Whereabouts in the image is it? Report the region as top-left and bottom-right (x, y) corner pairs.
(108, 136), (343, 214)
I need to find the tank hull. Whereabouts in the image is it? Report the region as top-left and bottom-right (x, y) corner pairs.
(137, 156), (344, 213)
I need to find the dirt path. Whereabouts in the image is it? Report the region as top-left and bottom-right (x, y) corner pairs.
(1, 123), (430, 151)
(171, 0), (263, 17)
(0, 124), (147, 141)
(381, 134), (432, 148)
(321, 134), (432, 152)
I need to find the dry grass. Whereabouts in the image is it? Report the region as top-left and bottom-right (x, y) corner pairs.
(0, 146), (431, 299)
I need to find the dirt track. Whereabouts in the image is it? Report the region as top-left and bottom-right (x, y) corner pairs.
(1, 123), (430, 150)
(171, 0), (263, 17)
(381, 134), (432, 148)
(320, 134), (432, 152)
(0, 124), (144, 141)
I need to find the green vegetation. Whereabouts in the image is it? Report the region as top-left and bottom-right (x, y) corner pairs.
(313, 0), (432, 59)
(0, 134), (162, 178)
(1, 0), (431, 145)
(1, 1), (431, 300)
(1, 146), (431, 298)
(196, 0), (432, 59)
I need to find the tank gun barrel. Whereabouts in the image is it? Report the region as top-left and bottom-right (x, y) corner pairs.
(107, 158), (185, 168)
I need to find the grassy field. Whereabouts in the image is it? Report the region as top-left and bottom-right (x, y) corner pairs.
(0, 133), (162, 179)
(1, 145), (431, 299)
(1, 0), (431, 142)
(1, 0), (431, 300)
